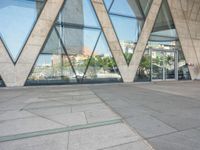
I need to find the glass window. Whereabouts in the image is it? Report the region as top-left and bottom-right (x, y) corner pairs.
(83, 33), (122, 83)
(0, 76), (5, 87)
(0, 0), (46, 62)
(26, 0), (122, 85)
(134, 49), (151, 82)
(135, 0), (191, 82)
(26, 29), (77, 86)
(60, 0), (100, 27)
(104, 0), (152, 65)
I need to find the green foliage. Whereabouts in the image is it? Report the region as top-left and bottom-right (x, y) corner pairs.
(124, 52), (133, 64)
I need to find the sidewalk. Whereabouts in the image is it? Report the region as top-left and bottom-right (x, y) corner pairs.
(0, 86), (153, 150)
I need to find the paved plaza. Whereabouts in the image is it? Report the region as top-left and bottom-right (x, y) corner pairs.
(0, 81), (200, 149)
(0, 85), (153, 150)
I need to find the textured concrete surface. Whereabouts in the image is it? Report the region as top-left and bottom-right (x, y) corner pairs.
(91, 81), (200, 150)
(0, 85), (153, 150)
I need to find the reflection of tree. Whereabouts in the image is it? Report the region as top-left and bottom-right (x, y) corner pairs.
(84, 55), (118, 78)
(137, 55), (151, 80)
(124, 52), (133, 64)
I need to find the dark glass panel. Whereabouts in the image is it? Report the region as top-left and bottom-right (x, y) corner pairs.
(134, 49), (151, 82)
(0, 0), (46, 61)
(149, 0), (177, 44)
(60, 0), (100, 28)
(83, 33), (122, 83)
(138, 0), (152, 16)
(110, 0), (143, 18)
(0, 76), (5, 87)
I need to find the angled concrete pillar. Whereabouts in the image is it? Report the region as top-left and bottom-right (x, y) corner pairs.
(168, 0), (200, 79)
(0, 0), (64, 87)
(92, 0), (162, 82)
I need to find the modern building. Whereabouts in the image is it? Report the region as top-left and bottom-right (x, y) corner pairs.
(0, 0), (200, 87)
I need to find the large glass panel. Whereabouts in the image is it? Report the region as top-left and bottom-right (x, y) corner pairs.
(135, 0), (191, 82)
(0, 0), (46, 61)
(134, 49), (151, 82)
(0, 76), (5, 87)
(26, 29), (77, 85)
(60, 0), (100, 27)
(165, 51), (175, 79)
(83, 33), (122, 83)
(178, 47), (191, 80)
(56, 27), (101, 81)
(104, 0), (152, 65)
(26, 0), (122, 85)
(151, 51), (164, 80)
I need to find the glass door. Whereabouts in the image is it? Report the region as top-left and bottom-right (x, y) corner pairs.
(165, 51), (175, 80)
(151, 51), (164, 80)
(151, 50), (177, 81)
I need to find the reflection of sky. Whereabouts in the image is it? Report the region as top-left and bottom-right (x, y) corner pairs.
(83, 0), (100, 27)
(111, 15), (140, 42)
(110, 0), (136, 17)
(105, 0), (143, 45)
(104, 0), (113, 10)
(94, 33), (112, 56)
(36, 0), (113, 67)
(0, 0), (40, 61)
(83, 29), (100, 53)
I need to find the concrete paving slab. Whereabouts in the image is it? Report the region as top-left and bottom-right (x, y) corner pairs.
(24, 101), (64, 109)
(0, 117), (64, 137)
(59, 98), (102, 105)
(85, 109), (121, 123)
(126, 115), (177, 138)
(71, 103), (107, 112)
(0, 132), (69, 150)
(102, 141), (154, 150)
(68, 123), (142, 150)
(27, 105), (71, 116)
(90, 81), (200, 149)
(149, 129), (200, 150)
(0, 110), (34, 121)
(44, 112), (87, 126)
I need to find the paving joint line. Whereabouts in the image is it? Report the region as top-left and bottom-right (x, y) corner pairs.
(0, 119), (122, 143)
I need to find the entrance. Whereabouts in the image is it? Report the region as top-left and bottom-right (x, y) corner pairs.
(151, 50), (178, 81)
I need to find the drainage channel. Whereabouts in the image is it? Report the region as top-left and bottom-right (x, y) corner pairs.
(0, 119), (122, 143)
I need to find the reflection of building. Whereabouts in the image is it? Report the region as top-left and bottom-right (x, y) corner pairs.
(120, 41), (135, 54)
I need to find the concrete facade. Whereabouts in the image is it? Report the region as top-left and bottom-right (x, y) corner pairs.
(0, 0), (200, 87)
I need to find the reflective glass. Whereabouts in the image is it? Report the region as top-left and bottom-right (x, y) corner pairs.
(55, 26), (101, 80)
(178, 50), (191, 80)
(0, 76), (5, 87)
(26, 29), (77, 85)
(83, 33), (122, 83)
(135, 0), (191, 82)
(134, 49), (151, 82)
(26, 0), (122, 85)
(105, 0), (152, 65)
(0, 0), (46, 61)
(139, 0), (152, 16)
(110, 0), (142, 18)
(60, 0), (100, 27)
(110, 15), (143, 64)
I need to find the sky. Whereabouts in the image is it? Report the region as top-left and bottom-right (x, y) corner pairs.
(0, 0), (40, 61)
